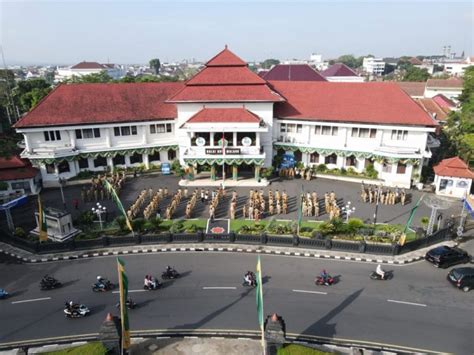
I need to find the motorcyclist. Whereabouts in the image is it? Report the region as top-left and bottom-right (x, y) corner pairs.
(144, 275), (151, 288)
(376, 264), (385, 279)
(320, 269), (329, 283)
(96, 276), (107, 288)
(244, 271), (252, 286)
(165, 266), (174, 277)
(43, 274), (55, 283)
(148, 275), (157, 288)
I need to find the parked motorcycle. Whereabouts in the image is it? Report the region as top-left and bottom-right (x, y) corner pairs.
(161, 268), (180, 280)
(0, 288), (9, 299)
(91, 279), (114, 292)
(64, 303), (90, 318)
(315, 275), (335, 286)
(370, 271), (392, 280)
(40, 275), (62, 290)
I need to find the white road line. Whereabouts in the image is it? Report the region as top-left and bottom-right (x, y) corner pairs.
(387, 299), (427, 307)
(292, 289), (327, 295)
(112, 289), (146, 294)
(11, 297), (51, 304)
(202, 286), (237, 290)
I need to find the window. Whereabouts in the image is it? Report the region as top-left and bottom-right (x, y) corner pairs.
(345, 155), (357, 167)
(114, 126), (137, 136)
(150, 123), (172, 134)
(325, 153), (337, 165)
(130, 153), (143, 164)
(112, 155), (125, 165)
(314, 126), (321, 135)
(351, 128), (376, 138)
(149, 152), (161, 162)
(168, 149), (176, 161)
(280, 123), (301, 133)
(280, 123), (286, 133)
(93, 157), (107, 167)
(314, 125), (338, 136)
(382, 162), (392, 173)
(391, 130), (408, 141)
(76, 128), (101, 139)
(296, 124), (302, 133)
(166, 123), (172, 133)
(46, 163), (55, 174)
(75, 129), (82, 139)
(11, 181), (30, 190)
(396, 163), (406, 174)
(57, 161), (70, 173)
(332, 127), (338, 136)
(43, 130), (61, 141)
(94, 128), (101, 137)
(310, 153), (319, 163)
(78, 158), (89, 169)
(322, 126), (331, 135)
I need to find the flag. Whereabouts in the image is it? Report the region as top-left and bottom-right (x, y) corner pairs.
(37, 195), (48, 242)
(255, 255), (265, 350)
(403, 194), (425, 234)
(103, 180), (133, 233)
(117, 258), (130, 350)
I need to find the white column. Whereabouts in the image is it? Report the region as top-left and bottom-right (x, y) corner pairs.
(233, 132), (237, 146)
(24, 134), (32, 153)
(143, 154), (150, 169)
(107, 157), (114, 171)
(69, 130), (76, 149)
(105, 128), (111, 148)
(256, 132), (260, 147)
(142, 126), (148, 145)
(210, 132), (215, 147)
(125, 155), (131, 167)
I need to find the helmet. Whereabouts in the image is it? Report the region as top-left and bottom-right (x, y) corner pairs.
(69, 301), (73, 306)
(322, 269), (327, 273)
(97, 276), (101, 280)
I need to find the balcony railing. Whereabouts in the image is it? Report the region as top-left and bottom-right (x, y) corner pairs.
(184, 145), (263, 156)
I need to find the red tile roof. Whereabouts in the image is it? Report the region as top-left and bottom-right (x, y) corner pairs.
(409, 57), (423, 65)
(0, 156), (39, 181)
(206, 47), (247, 67)
(396, 82), (426, 97)
(186, 108), (260, 123)
(14, 82), (184, 128)
(432, 94), (456, 108)
(71, 61), (107, 70)
(270, 81), (437, 126)
(427, 78), (463, 89)
(169, 85), (283, 102)
(434, 157), (474, 179)
(186, 66), (266, 85)
(169, 46), (284, 103)
(261, 65), (327, 81)
(415, 98), (449, 121)
(320, 63), (359, 77)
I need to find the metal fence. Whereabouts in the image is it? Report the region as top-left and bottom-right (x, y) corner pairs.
(0, 227), (454, 257)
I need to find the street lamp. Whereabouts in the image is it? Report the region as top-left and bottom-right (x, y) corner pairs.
(92, 203), (107, 230)
(341, 201), (356, 222)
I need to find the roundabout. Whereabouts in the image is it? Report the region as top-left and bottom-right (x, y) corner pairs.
(0, 252), (472, 354)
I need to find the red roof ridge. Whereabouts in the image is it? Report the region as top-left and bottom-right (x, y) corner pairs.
(205, 47), (247, 67)
(434, 157), (474, 179)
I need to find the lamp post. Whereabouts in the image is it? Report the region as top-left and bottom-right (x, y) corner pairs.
(92, 203), (107, 230)
(342, 201), (356, 222)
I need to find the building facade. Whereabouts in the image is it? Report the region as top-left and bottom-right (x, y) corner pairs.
(15, 47), (437, 188)
(362, 57), (385, 76)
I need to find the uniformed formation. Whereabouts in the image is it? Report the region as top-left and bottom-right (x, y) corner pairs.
(185, 189), (199, 219)
(143, 189), (161, 220)
(165, 189), (182, 220)
(242, 189), (289, 221)
(278, 167), (313, 180)
(301, 191), (320, 217)
(360, 183), (407, 205)
(80, 172), (126, 203)
(323, 191), (340, 220)
(208, 187), (225, 220)
(229, 190), (238, 219)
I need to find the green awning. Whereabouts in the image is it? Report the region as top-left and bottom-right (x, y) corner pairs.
(184, 157), (265, 166)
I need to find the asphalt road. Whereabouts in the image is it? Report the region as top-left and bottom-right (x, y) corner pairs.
(0, 253), (472, 354)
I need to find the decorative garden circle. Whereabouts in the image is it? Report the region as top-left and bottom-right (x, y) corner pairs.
(210, 226), (225, 234)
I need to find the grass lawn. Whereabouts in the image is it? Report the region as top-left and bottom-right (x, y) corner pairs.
(374, 223), (416, 241)
(160, 219), (208, 230)
(277, 344), (334, 355)
(230, 219), (268, 231)
(40, 342), (107, 355)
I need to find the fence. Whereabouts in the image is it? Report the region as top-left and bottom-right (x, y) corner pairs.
(0, 227), (454, 257)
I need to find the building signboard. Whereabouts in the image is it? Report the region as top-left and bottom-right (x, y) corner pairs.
(205, 148), (241, 155)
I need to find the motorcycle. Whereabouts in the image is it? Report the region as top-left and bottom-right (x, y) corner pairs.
(242, 272), (257, 287)
(91, 279), (114, 292)
(0, 288), (9, 299)
(161, 269), (180, 280)
(370, 271), (391, 280)
(315, 275), (335, 286)
(116, 298), (137, 310)
(143, 278), (162, 290)
(64, 303), (90, 318)
(40, 276), (62, 290)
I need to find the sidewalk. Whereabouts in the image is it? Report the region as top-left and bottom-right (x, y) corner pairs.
(0, 238), (459, 265)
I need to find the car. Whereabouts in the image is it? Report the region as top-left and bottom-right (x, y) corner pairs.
(425, 246), (471, 268)
(447, 267), (474, 292)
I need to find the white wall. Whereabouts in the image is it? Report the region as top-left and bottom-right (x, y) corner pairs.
(435, 175), (472, 198)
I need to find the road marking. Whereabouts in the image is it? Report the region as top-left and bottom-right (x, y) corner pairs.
(112, 289), (146, 294)
(387, 299), (427, 307)
(292, 289), (327, 295)
(11, 297), (51, 304)
(202, 287), (237, 290)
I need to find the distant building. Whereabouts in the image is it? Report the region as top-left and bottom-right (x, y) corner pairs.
(0, 156), (41, 201)
(415, 94), (455, 123)
(259, 64), (326, 81)
(320, 63), (364, 82)
(56, 61), (126, 81)
(362, 57), (385, 76)
(433, 157), (473, 198)
(397, 82), (426, 99)
(424, 78), (463, 100)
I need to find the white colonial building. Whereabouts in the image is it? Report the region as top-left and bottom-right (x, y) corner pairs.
(56, 61), (126, 82)
(362, 57), (385, 76)
(15, 47), (437, 188)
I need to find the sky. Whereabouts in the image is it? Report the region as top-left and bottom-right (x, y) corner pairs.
(0, 0), (473, 65)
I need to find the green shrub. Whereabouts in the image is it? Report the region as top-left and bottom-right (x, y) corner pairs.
(14, 227), (26, 238)
(261, 166), (274, 179)
(340, 167), (347, 175)
(170, 219), (184, 233)
(316, 164), (328, 172)
(114, 216), (127, 232)
(77, 211), (95, 228)
(420, 216), (429, 227)
(132, 218), (146, 232)
(364, 163), (378, 179)
(347, 167), (357, 175)
(148, 217), (162, 232)
(318, 221), (335, 235)
(76, 170), (94, 179)
(347, 218), (364, 233)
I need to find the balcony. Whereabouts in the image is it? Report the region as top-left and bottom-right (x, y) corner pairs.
(184, 145), (263, 157)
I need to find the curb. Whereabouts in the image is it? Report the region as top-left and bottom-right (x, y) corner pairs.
(0, 246), (425, 265)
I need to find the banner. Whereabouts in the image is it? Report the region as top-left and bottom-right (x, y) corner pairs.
(117, 258), (130, 350)
(38, 195), (48, 242)
(103, 180), (133, 234)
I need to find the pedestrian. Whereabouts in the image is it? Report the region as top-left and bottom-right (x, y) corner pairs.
(200, 190), (205, 203)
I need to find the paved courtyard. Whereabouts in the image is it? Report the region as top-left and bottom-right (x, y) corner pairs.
(2, 173), (464, 234)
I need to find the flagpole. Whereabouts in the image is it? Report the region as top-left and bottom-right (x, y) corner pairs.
(256, 255), (266, 355)
(117, 259), (125, 355)
(222, 130), (225, 188)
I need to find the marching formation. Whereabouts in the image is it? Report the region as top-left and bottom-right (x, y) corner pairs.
(242, 189), (289, 221)
(80, 172), (126, 203)
(360, 183), (407, 205)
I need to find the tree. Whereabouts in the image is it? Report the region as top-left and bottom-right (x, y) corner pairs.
(402, 66), (431, 82)
(149, 58), (161, 75)
(12, 78), (52, 113)
(65, 71), (113, 84)
(337, 55), (363, 69)
(261, 59), (280, 69)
